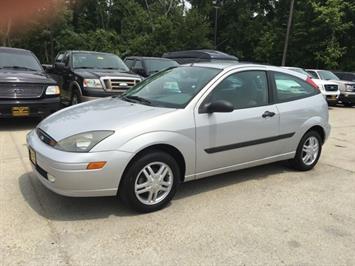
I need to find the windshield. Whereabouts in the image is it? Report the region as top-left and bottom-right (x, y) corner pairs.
(73, 52), (129, 71)
(318, 70), (339, 80)
(122, 66), (221, 108)
(145, 59), (179, 75)
(0, 51), (42, 71)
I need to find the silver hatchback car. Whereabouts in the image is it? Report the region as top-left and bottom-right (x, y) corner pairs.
(27, 63), (330, 212)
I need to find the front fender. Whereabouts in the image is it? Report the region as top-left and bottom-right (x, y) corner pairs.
(116, 131), (196, 177)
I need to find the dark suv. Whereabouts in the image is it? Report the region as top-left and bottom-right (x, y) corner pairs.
(47, 50), (142, 105)
(124, 57), (179, 77)
(0, 47), (60, 118)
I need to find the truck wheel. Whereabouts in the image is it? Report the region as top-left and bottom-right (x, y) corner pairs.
(71, 90), (81, 105)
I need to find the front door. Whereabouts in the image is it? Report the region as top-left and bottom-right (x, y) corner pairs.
(194, 70), (280, 177)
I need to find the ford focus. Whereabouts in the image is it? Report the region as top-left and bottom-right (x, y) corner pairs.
(27, 63), (330, 212)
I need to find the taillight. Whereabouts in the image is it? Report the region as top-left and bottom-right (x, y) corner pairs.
(306, 77), (319, 91)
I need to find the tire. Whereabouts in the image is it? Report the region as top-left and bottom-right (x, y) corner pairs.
(344, 102), (354, 107)
(119, 150), (181, 213)
(289, 130), (322, 171)
(71, 90), (81, 105)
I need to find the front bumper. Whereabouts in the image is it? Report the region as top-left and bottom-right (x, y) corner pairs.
(338, 92), (355, 104)
(81, 88), (127, 102)
(0, 97), (60, 118)
(26, 129), (133, 197)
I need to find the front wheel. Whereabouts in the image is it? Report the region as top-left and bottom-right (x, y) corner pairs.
(289, 130), (322, 171)
(119, 150), (181, 213)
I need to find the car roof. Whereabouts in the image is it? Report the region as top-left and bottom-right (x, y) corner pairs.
(162, 49), (239, 61)
(125, 56), (175, 61)
(184, 62), (307, 79)
(0, 47), (32, 54)
(69, 50), (118, 56)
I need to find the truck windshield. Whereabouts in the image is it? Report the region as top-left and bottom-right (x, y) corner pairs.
(318, 70), (340, 81)
(0, 51), (42, 71)
(145, 59), (179, 75)
(122, 66), (221, 108)
(73, 52), (129, 71)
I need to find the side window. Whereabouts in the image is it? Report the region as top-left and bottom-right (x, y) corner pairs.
(307, 71), (319, 79)
(273, 72), (318, 103)
(133, 60), (143, 69)
(208, 71), (269, 109)
(125, 59), (134, 69)
(63, 53), (70, 67)
(55, 53), (64, 63)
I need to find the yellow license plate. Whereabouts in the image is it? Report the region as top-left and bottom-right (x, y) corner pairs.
(12, 106), (30, 116)
(29, 147), (36, 165)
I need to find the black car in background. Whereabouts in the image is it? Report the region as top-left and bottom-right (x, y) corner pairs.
(124, 56), (179, 78)
(0, 47), (60, 118)
(46, 50), (141, 105)
(332, 71), (355, 82)
(162, 49), (239, 64)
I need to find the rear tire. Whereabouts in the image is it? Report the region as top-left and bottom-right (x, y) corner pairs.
(119, 150), (181, 213)
(289, 130), (322, 171)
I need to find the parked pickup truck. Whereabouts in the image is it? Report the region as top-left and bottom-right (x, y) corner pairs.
(46, 50), (142, 105)
(306, 69), (355, 107)
(283, 67), (340, 105)
(0, 47), (60, 118)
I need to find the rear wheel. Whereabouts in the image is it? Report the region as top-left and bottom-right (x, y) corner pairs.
(289, 130), (322, 171)
(119, 150), (181, 213)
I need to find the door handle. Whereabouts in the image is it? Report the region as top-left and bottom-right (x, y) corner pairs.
(262, 111), (276, 118)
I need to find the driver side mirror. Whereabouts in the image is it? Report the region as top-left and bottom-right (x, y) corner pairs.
(201, 100), (234, 113)
(54, 62), (66, 70)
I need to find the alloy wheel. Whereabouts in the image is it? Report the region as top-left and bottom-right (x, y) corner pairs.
(302, 136), (319, 166)
(134, 162), (173, 205)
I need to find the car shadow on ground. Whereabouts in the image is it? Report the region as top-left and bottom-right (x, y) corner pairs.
(0, 117), (40, 131)
(19, 162), (292, 221)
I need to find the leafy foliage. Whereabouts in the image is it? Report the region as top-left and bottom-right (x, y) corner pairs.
(1, 0), (354, 71)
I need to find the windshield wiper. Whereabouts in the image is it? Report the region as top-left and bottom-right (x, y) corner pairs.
(1, 66), (37, 71)
(74, 66), (95, 69)
(120, 95), (151, 105)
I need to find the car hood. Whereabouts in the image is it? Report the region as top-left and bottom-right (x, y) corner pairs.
(38, 97), (176, 141)
(0, 70), (56, 84)
(74, 69), (141, 79)
(328, 80), (355, 86)
(312, 79), (338, 86)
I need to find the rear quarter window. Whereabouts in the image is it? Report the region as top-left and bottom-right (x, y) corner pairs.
(273, 72), (319, 103)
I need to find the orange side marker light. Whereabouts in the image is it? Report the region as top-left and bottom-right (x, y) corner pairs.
(87, 161), (107, 170)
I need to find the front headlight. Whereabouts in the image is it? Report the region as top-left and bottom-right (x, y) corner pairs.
(46, 85), (60, 95)
(55, 131), (114, 152)
(345, 85), (354, 92)
(83, 79), (103, 88)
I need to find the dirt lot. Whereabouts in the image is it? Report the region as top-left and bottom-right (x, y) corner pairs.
(1, 106), (354, 266)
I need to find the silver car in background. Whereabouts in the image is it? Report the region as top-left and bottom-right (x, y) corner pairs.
(27, 63), (330, 212)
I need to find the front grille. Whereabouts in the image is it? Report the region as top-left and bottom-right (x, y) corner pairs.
(36, 128), (57, 147)
(0, 83), (45, 99)
(102, 78), (140, 93)
(36, 164), (48, 180)
(324, 84), (338, 92)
